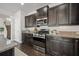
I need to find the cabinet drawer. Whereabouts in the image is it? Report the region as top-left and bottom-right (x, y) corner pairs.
(62, 37), (74, 43)
(62, 42), (74, 56)
(46, 35), (62, 41)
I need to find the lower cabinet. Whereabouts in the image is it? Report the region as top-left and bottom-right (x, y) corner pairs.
(46, 35), (79, 56)
(0, 48), (14, 56)
(22, 33), (33, 45)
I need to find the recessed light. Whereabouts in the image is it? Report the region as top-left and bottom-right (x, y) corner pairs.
(21, 3), (24, 5)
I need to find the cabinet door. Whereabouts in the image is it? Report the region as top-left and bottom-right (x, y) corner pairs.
(31, 15), (36, 27)
(61, 38), (74, 56)
(29, 15), (32, 27)
(25, 16), (29, 27)
(37, 6), (48, 18)
(50, 39), (62, 56)
(25, 14), (36, 27)
(25, 16), (32, 27)
(62, 42), (74, 56)
(69, 4), (79, 25)
(48, 7), (57, 26)
(22, 33), (33, 45)
(57, 4), (69, 25)
(52, 37), (74, 56)
(28, 15), (32, 27)
(46, 36), (62, 56)
(25, 33), (33, 44)
(46, 36), (51, 55)
(46, 35), (75, 56)
(22, 33), (25, 44)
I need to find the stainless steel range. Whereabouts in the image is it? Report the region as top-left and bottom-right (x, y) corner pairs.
(33, 28), (49, 53)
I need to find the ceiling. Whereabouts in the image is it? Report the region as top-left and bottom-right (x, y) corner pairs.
(0, 3), (51, 18)
(0, 14), (9, 18)
(0, 3), (21, 13)
(21, 3), (50, 14)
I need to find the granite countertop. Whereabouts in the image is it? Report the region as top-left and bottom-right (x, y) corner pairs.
(47, 31), (79, 39)
(47, 34), (75, 38)
(22, 32), (33, 34)
(0, 40), (18, 53)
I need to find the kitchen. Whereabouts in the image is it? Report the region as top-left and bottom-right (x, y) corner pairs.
(0, 3), (79, 56)
(21, 3), (79, 56)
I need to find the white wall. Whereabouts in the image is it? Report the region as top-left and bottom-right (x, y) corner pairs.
(0, 18), (4, 27)
(11, 16), (15, 40)
(21, 11), (26, 31)
(12, 10), (22, 43)
(0, 9), (12, 16)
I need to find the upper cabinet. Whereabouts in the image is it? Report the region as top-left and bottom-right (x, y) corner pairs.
(69, 4), (79, 25)
(48, 4), (69, 26)
(25, 5), (49, 27)
(48, 3), (79, 26)
(36, 6), (49, 26)
(57, 4), (69, 25)
(25, 14), (36, 27)
(25, 3), (79, 28)
(48, 7), (57, 26)
(37, 5), (49, 19)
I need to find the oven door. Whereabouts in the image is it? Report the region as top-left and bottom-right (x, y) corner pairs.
(33, 37), (46, 48)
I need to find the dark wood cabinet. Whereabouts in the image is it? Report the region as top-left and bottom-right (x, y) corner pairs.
(57, 4), (69, 25)
(50, 39), (62, 55)
(37, 5), (49, 19)
(25, 14), (36, 27)
(22, 33), (33, 45)
(0, 48), (14, 56)
(25, 16), (29, 27)
(48, 3), (79, 26)
(25, 4), (79, 27)
(30, 14), (36, 27)
(36, 6), (49, 26)
(46, 35), (79, 56)
(69, 4), (79, 25)
(48, 4), (69, 26)
(46, 36), (62, 55)
(48, 7), (57, 26)
(61, 38), (74, 56)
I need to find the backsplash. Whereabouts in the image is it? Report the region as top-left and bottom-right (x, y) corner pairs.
(23, 25), (79, 34)
(56, 26), (79, 31)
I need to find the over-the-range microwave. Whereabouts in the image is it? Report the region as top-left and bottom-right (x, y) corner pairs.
(36, 17), (47, 26)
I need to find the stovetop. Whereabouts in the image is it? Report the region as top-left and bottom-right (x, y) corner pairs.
(33, 33), (46, 39)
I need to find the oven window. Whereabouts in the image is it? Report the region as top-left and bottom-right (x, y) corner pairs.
(33, 37), (45, 43)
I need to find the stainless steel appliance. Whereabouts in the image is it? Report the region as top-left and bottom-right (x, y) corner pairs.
(33, 35), (46, 53)
(33, 28), (49, 53)
(36, 5), (49, 27)
(36, 18), (47, 26)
